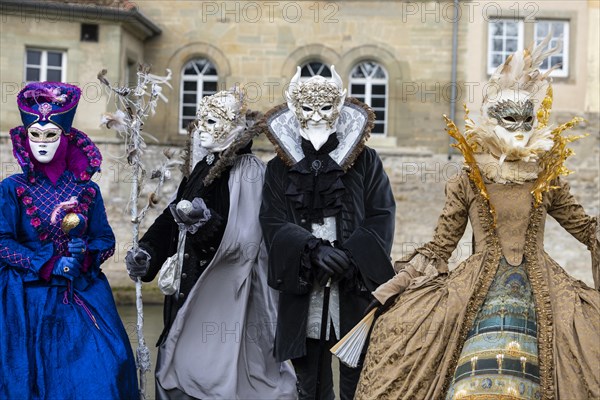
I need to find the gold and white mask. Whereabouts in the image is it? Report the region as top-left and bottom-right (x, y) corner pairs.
(28, 122), (62, 163)
(472, 88), (553, 165)
(465, 34), (565, 166)
(487, 99), (535, 134)
(196, 89), (245, 153)
(485, 90), (536, 151)
(284, 65), (347, 151)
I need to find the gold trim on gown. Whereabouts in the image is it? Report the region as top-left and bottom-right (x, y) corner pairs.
(355, 172), (600, 400)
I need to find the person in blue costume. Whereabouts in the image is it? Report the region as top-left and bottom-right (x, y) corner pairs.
(0, 82), (138, 399)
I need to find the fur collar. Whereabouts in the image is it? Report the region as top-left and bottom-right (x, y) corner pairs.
(259, 97), (374, 171)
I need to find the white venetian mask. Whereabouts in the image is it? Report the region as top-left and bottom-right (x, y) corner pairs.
(28, 122), (62, 163)
(485, 90), (536, 151)
(196, 91), (245, 153)
(473, 89), (553, 164)
(285, 65), (347, 151)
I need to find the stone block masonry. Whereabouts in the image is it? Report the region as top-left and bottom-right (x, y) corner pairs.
(0, 124), (597, 293)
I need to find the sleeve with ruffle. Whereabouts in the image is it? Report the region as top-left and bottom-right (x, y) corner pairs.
(260, 158), (316, 295)
(409, 173), (470, 271)
(547, 177), (600, 290)
(186, 208), (225, 244)
(373, 173), (470, 302)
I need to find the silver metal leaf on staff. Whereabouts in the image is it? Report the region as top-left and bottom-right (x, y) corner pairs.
(98, 65), (174, 400)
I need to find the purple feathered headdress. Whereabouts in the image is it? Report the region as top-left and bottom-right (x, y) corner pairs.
(17, 82), (81, 134)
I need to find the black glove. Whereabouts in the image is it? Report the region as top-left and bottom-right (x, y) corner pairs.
(310, 244), (352, 284)
(125, 247), (151, 279)
(374, 294), (400, 319)
(314, 267), (331, 287)
(364, 293), (400, 318)
(364, 298), (381, 316)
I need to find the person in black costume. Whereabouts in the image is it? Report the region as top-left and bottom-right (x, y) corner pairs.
(126, 88), (296, 399)
(129, 100), (241, 344)
(259, 65), (396, 400)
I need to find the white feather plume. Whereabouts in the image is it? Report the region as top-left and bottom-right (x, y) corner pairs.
(485, 31), (562, 104)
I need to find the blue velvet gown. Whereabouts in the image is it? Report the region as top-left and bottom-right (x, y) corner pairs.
(0, 127), (138, 399)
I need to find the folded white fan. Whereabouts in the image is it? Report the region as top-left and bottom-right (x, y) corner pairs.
(330, 308), (376, 368)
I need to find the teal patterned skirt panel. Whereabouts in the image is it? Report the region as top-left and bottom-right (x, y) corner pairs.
(446, 258), (541, 400)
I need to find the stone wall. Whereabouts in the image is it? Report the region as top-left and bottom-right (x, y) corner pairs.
(135, 0), (470, 151)
(1, 121), (597, 300)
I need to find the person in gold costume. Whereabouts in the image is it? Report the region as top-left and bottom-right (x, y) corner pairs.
(355, 37), (600, 400)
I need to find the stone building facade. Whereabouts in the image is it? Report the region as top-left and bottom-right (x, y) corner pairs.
(1, 1), (598, 150)
(0, 0), (158, 137)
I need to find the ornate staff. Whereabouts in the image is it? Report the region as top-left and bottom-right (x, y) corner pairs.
(98, 65), (175, 400)
(315, 277), (331, 400)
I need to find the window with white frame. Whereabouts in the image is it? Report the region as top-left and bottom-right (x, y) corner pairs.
(349, 61), (388, 135)
(25, 49), (66, 82)
(534, 20), (569, 77)
(179, 58), (218, 133)
(299, 61), (331, 81)
(487, 19), (524, 74)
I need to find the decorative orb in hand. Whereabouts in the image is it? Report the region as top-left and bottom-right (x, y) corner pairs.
(176, 200), (193, 217)
(61, 213), (87, 238)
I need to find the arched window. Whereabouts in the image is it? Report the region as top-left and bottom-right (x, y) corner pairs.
(349, 61), (388, 135)
(299, 61), (331, 81)
(179, 58), (218, 133)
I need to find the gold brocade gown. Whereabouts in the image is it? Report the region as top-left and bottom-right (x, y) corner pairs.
(354, 171), (600, 400)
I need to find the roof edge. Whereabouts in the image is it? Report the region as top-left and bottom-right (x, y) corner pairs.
(0, 0), (161, 40)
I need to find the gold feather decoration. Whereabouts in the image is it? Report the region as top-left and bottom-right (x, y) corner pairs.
(444, 110), (497, 226)
(463, 105), (481, 153)
(531, 117), (586, 206)
(536, 85), (553, 129)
